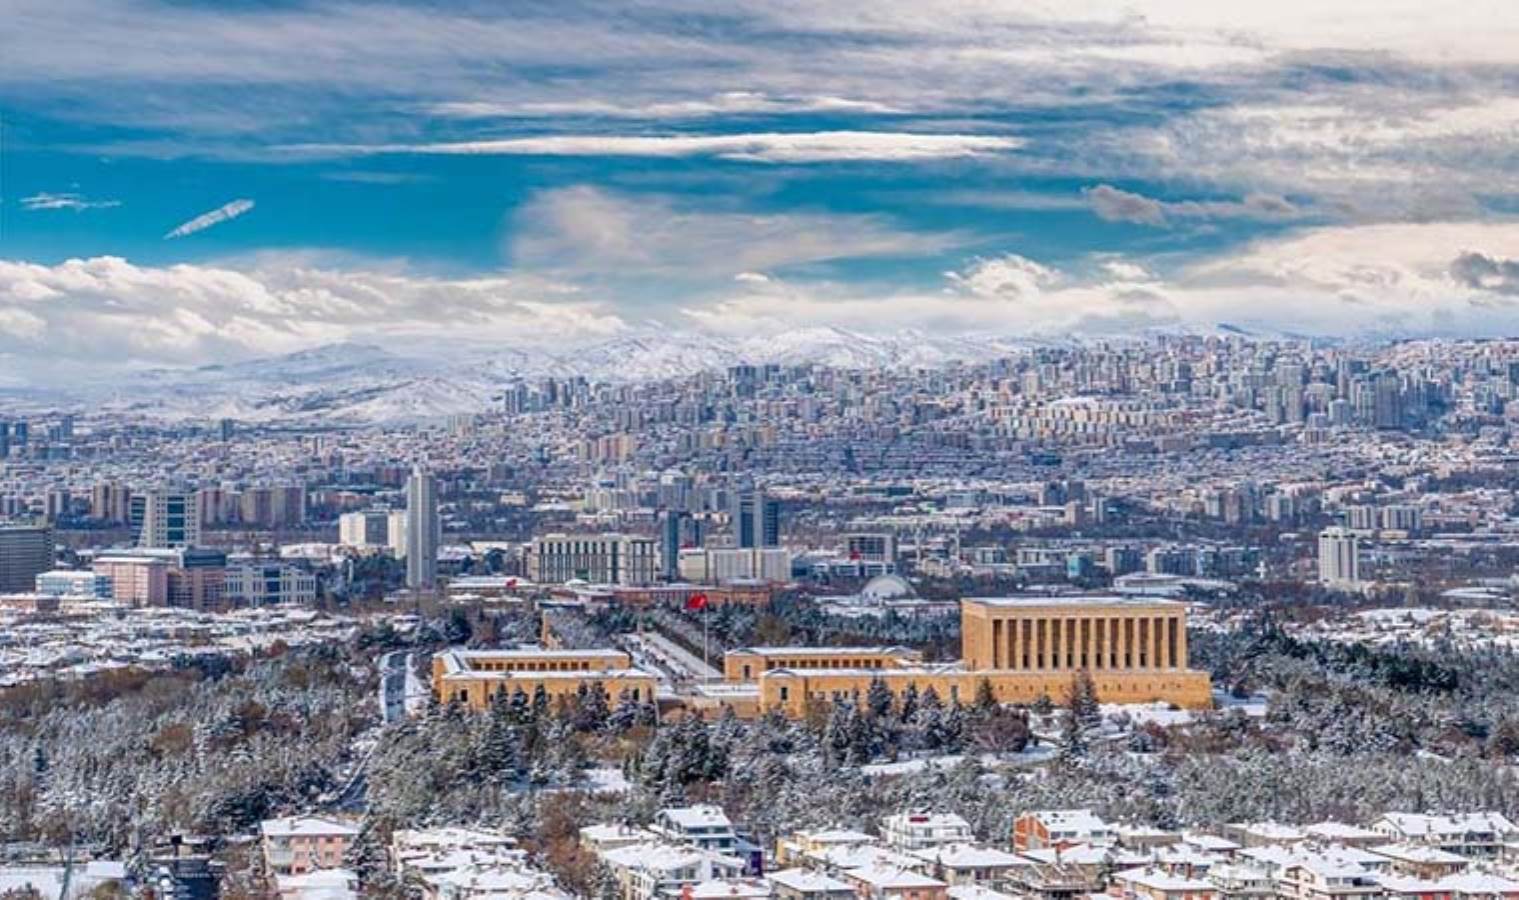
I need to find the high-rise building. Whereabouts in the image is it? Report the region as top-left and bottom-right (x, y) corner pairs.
(0, 524), (54, 593)
(405, 467), (439, 589)
(660, 510), (687, 581)
(137, 490), (200, 548)
(733, 489), (780, 549)
(1318, 527), (1360, 588)
(91, 482), (132, 524)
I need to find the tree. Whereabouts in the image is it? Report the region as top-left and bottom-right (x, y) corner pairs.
(1067, 670), (1101, 732)
(866, 678), (895, 720)
(974, 678), (998, 712)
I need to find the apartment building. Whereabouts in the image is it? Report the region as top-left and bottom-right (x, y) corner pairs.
(260, 816), (359, 876)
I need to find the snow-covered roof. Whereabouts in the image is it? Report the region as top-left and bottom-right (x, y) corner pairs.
(261, 816), (359, 839)
(1113, 867), (1215, 892)
(1025, 809), (1112, 834)
(844, 866), (946, 889)
(659, 805), (735, 831)
(765, 868), (853, 892)
(909, 843), (1026, 869)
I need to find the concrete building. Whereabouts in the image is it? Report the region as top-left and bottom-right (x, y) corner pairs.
(406, 467), (439, 589)
(260, 816), (359, 877)
(529, 533), (658, 586)
(880, 812), (974, 850)
(338, 508), (406, 557)
(1318, 527), (1360, 588)
(93, 552), (172, 606)
(226, 562), (317, 605)
(35, 569), (112, 599)
(733, 489), (780, 549)
(0, 524), (54, 593)
(136, 491), (200, 549)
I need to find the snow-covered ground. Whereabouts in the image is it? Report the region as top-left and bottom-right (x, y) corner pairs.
(860, 746), (1056, 776)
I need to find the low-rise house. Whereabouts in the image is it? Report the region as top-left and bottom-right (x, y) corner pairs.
(1111, 867), (1219, 900)
(600, 842), (747, 900)
(582, 824), (659, 854)
(766, 868), (855, 900)
(1150, 845), (1222, 878)
(1305, 824), (1388, 849)
(907, 844), (1029, 886)
(1369, 845), (1469, 880)
(882, 813), (974, 851)
(804, 845), (924, 877)
(1119, 827), (1185, 852)
(1275, 856), (1385, 900)
(274, 868), (359, 900)
(1205, 862), (1275, 900)
(945, 887), (1020, 900)
(775, 829), (874, 866)
(842, 865), (950, 900)
(1013, 811), (1118, 852)
(689, 879), (772, 899)
(1222, 823), (1308, 849)
(1371, 815), (1519, 859)
(1438, 872), (1519, 900)
(1183, 835), (1243, 858)
(652, 806), (740, 854)
(260, 816), (359, 877)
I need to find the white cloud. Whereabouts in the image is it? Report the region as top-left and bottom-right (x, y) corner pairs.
(286, 132), (1022, 164)
(944, 254), (1058, 300)
(164, 199), (255, 239)
(0, 255), (623, 369)
(432, 91), (905, 120)
(684, 222), (1519, 338)
(511, 185), (958, 277)
(1084, 184), (1301, 227)
(20, 192), (121, 211)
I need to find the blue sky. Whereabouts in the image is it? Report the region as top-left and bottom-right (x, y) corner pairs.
(3, 0), (1519, 375)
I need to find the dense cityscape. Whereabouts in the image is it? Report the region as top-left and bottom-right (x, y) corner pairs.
(8, 1), (1519, 899)
(5, 336), (1519, 899)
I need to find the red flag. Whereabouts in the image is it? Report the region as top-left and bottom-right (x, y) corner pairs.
(685, 592), (709, 611)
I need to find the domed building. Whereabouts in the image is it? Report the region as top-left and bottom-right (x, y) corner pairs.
(817, 572), (957, 619)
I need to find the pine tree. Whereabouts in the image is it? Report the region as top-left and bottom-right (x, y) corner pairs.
(899, 683), (920, 724)
(974, 678), (998, 712)
(866, 677), (894, 720)
(1068, 669), (1102, 731)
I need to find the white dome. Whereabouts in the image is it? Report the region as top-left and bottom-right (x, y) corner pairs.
(861, 573), (916, 601)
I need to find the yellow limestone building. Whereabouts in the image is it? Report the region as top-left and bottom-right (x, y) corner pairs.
(751, 596), (1212, 715)
(432, 647), (659, 711)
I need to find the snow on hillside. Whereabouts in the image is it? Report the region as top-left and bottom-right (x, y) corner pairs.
(36, 328), (1049, 423)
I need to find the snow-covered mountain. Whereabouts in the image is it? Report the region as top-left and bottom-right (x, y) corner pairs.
(25, 325), (1248, 424)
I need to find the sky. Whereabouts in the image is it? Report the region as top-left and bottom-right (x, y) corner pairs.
(4, 0), (1519, 376)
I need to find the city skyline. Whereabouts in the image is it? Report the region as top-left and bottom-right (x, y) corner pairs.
(4, 1), (1519, 380)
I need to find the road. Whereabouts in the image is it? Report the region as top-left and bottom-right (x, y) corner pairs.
(379, 650), (411, 724)
(625, 630), (723, 685)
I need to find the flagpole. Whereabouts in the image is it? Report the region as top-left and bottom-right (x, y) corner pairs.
(703, 601), (710, 684)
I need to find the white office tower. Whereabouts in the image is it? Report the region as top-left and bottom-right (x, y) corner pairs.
(1318, 527), (1360, 587)
(405, 467), (439, 589)
(137, 490), (200, 549)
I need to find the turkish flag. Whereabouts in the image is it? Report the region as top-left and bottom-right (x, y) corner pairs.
(685, 593), (709, 611)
